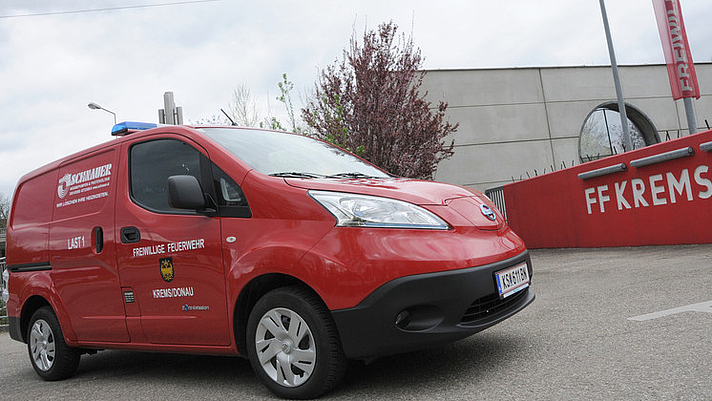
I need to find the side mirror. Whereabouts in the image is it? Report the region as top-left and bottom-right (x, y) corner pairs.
(167, 175), (206, 210)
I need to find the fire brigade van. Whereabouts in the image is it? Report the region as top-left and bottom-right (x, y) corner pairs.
(3, 122), (534, 399)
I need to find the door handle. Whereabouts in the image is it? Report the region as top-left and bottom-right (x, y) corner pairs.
(94, 226), (104, 253)
(120, 226), (141, 244)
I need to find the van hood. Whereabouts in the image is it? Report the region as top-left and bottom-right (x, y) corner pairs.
(284, 177), (473, 205)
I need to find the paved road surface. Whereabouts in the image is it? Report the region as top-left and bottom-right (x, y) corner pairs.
(1, 244), (710, 400)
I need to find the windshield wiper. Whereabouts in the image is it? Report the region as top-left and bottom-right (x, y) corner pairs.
(325, 172), (377, 179)
(269, 172), (323, 179)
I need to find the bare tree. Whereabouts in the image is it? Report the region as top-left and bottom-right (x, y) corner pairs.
(0, 192), (9, 222)
(228, 84), (261, 127)
(302, 21), (458, 179)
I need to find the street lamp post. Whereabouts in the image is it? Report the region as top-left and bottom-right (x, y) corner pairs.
(88, 102), (117, 124)
(598, 0), (633, 152)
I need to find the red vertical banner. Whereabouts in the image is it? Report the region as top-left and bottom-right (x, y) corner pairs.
(653, 0), (700, 100)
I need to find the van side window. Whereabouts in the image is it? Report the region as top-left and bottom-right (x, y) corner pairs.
(130, 139), (205, 213)
(212, 164), (251, 218)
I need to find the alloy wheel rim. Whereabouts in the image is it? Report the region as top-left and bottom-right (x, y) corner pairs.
(254, 307), (316, 387)
(30, 319), (55, 371)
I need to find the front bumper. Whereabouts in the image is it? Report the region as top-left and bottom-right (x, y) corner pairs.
(331, 251), (534, 360)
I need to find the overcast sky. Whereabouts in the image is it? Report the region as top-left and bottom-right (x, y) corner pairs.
(1, 0), (711, 197)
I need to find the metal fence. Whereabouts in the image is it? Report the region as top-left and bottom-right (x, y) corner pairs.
(484, 186), (507, 223)
(1, 257), (7, 330)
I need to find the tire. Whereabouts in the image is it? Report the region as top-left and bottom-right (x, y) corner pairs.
(27, 306), (81, 381)
(246, 286), (347, 399)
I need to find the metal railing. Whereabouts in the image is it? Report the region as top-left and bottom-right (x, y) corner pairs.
(1, 257), (7, 330)
(484, 186), (507, 223)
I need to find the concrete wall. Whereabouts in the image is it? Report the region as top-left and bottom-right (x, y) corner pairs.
(422, 63), (712, 192)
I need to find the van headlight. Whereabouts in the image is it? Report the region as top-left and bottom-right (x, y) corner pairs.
(309, 190), (449, 230)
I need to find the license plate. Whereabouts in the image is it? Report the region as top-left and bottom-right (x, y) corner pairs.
(495, 263), (530, 299)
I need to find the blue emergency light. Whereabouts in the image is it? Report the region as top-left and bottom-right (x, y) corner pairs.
(111, 121), (158, 136)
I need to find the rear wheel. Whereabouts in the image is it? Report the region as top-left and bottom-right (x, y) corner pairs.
(27, 306), (80, 381)
(246, 286), (347, 399)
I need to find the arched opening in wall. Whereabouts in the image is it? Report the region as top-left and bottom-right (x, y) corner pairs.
(578, 102), (659, 162)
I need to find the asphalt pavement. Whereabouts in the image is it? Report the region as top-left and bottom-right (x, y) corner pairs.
(1, 244), (711, 400)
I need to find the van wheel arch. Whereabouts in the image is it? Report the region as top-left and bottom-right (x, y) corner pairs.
(233, 274), (326, 357)
(20, 296), (52, 343)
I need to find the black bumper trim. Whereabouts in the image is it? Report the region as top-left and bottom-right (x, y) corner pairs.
(331, 251), (534, 360)
(8, 317), (23, 342)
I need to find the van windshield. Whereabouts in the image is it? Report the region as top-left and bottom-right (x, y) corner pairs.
(200, 128), (390, 178)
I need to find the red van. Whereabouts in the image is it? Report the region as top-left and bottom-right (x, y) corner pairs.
(3, 122), (533, 399)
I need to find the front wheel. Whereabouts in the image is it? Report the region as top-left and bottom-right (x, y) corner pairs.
(246, 286), (347, 399)
(27, 306), (80, 381)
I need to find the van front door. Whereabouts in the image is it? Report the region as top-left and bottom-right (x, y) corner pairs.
(115, 137), (230, 346)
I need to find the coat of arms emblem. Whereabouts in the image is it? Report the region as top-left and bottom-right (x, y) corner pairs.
(159, 257), (174, 282)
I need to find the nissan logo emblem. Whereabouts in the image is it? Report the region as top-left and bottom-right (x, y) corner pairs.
(480, 204), (497, 221)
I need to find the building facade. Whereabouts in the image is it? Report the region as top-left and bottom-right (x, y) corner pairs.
(422, 63), (712, 192)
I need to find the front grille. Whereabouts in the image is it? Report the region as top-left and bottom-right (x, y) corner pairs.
(460, 287), (528, 326)
(484, 186), (507, 222)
